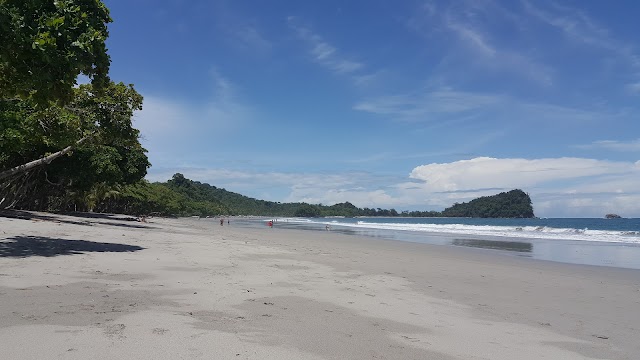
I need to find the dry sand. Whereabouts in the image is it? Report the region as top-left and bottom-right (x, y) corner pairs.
(1, 212), (639, 359)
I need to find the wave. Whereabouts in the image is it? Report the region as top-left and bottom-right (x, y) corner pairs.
(355, 221), (639, 244)
(282, 218), (640, 244)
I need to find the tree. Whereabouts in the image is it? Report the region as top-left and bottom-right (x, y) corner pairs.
(0, 81), (146, 174)
(168, 173), (188, 187)
(0, 81), (146, 180)
(0, 82), (149, 210)
(0, 0), (112, 104)
(0, 1), (160, 213)
(294, 203), (321, 217)
(0, 0), (125, 187)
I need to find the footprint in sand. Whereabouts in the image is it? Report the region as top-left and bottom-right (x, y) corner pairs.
(401, 335), (420, 343)
(152, 328), (168, 335)
(105, 323), (126, 339)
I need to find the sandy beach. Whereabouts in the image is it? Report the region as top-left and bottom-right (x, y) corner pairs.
(1, 212), (638, 359)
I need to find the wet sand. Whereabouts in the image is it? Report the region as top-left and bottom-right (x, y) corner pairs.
(1, 212), (638, 359)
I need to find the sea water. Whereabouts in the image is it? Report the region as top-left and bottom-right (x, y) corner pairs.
(236, 217), (640, 270)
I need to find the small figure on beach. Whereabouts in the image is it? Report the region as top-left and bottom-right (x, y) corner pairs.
(220, 218), (224, 226)
(268, 220), (273, 228)
(325, 224), (330, 231)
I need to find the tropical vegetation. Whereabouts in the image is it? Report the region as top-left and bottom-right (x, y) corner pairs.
(0, 0), (149, 210)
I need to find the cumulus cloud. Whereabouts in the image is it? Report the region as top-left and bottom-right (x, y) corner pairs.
(408, 157), (634, 192)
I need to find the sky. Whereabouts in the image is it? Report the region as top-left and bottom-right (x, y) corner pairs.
(101, 0), (640, 218)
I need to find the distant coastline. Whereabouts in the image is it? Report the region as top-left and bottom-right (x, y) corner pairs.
(5, 173), (532, 219)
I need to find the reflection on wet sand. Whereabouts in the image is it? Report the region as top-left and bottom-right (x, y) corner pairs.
(452, 239), (533, 253)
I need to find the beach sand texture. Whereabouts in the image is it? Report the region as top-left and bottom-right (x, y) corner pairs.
(1, 212), (638, 359)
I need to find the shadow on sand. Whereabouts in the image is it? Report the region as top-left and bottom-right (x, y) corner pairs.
(0, 210), (155, 229)
(0, 235), (145, 258)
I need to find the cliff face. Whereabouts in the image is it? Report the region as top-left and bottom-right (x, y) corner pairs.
(441, 189), (535, 218)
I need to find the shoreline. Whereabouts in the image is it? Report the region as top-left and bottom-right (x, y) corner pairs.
(233, 216), (640, 270)
(1, 212), (639, 359)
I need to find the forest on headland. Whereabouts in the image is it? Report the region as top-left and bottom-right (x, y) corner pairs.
(0, 1), (534, 219)
(6, 165), (536, 218)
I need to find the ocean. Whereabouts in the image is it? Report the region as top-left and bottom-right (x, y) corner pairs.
(234, 217), (640, 270)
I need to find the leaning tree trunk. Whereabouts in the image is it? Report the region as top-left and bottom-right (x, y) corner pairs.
(0, 136), (90, 181)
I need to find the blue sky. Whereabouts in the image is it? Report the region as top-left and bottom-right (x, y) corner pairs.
(102, 0), (640, 217)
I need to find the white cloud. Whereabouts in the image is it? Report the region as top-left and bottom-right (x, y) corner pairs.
(288, 17), (363, 75)
(407, 1), (553, 86)
(353, 88), (502, 121)
(444, 14), (553, 85)
(409, 157), (634, 192)
(208, 68), (235, 99)
(522, 0), (640, 94)
(523, 1), (617, 51)
(445, 19), (496, 57)
(353, 87), (610, 124)
(575, 139), (640, 152)
(351, 70), (387, 89)
(523, 0), (640, 82)
(409, 0), (640, 89)
(209, 2), (272, 55)
(232, 25), (272, 53)
(627, 82), (640, 94)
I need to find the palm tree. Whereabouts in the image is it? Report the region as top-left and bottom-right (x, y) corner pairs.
(85, 183), (121, 212)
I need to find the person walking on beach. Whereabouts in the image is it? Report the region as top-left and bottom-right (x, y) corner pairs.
(220, 218), (224, 226)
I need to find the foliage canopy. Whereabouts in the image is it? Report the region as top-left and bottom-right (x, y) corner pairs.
(0, 0), (112, 104)
(0, 82), (149, 210)
(0, 0), (149, 211)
